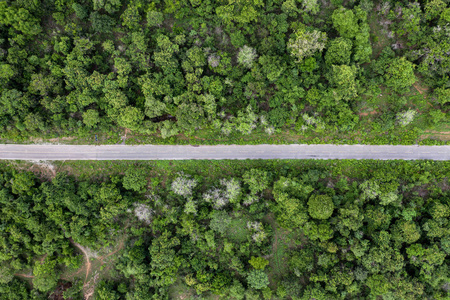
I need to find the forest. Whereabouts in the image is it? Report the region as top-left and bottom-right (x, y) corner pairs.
(0, 159), (449, 299)
(0, 0), (449, 144)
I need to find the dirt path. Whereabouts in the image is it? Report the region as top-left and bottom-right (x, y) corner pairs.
(414, 83), (428, 96)
(67, 238), (125, 300)
(14, 273), (34, 278)
(69, 239), (92, 283)
(98, 240), (125, 264)
(39, 253), (48, 263)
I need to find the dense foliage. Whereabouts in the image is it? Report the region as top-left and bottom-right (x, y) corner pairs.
(0, 0), (448, 143)
(0, 160), (449, 299)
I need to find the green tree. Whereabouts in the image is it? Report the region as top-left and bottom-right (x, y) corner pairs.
(272, 177), (312, 228)
(325, 38), (352, 66)
(95, 280), (121, 300)
(247, 270), (269, 290)
(302, 221), (334, 242)
(209, 211), (232, 234)
(425, 0), (446, 20)
(332, 7), (359, 39)
(146, 10), (164, 27)
(72, 3), (88, 19)
(32, 257), (59, 292)
(327, 64), (358, 101)
(0, 64), (16, 83)
(393, 220), (421, 244)
(92, 0), (122, 14)
(118, 106), (144, 131)
(121, 4), (141, 30)
(384, 57), (416, 93)
(123, 168), (147, 192)
(302, 0), (320, 14)
(216, 0), (263, 24)
(0, 3), (41, 35)
(82, 109), (100, 128)
(249, 257), (269, 270)
(273, 191), (309, 228)
(0, 265), (14, 284)
(176, 103), (205, 133)
(149, 231), (182, 287)
(307, 194), (334, 220)
(153, 35), (180, 74)
(90, 12), (116, 33)
(397, 4), (422, 44)
(0, 279), (34, 300)
(259, 55), (284, 82)
(159, 120), (180, 139)
(243, 169), (270, 194)
(290, 247), (315, 275)
(11, 171), (35, 195)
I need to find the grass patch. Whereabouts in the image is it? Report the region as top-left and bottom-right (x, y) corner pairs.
(265, 215), (303, 288)
(227, 216), (251, 243)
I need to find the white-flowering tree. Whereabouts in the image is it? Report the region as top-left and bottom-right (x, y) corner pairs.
(204, 188), (229, 209)
(236, 105), (259, 135)
(302, 0), (320, 14)
(359, 180), (381, 200)
(184, 198), (198, 215)
(203, 178), (242, 209)
(247, 221), (267, 243)
(171, 172), (198, 197)
(301, 113), (325, 132)
(208, 54), (221, 68)
(243, 194), (259, 206)
(131, 203), (153, 224)
(220, 178), (241, 203)
(237, 45), (258, 68)
(287, 27), (327, 63)
(396, 109), (417, 126)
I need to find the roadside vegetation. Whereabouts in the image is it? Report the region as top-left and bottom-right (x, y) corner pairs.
(0, 0), (449, 145)
(0, 159), (449, 299)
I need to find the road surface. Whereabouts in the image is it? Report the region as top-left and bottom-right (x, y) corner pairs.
(0, 144), (448, 160)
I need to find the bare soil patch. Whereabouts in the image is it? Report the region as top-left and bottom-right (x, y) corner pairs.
(14, 273), (34, 278)
(420, 130), (450, 141)
(28, 160), (57, 179)
(48, 137), (76, 143)
(358, 111), (378, 117)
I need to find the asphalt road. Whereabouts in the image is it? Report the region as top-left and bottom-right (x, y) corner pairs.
(0, 144), (448, 160)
